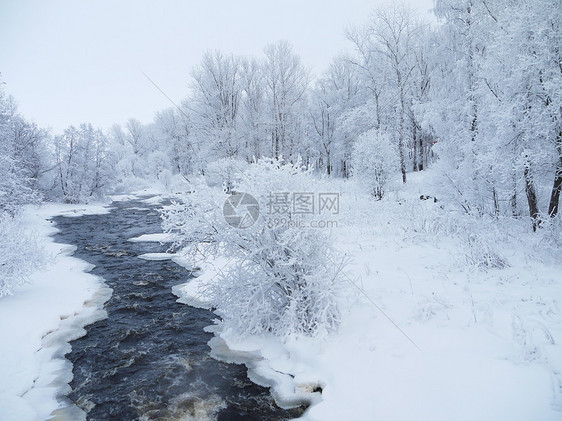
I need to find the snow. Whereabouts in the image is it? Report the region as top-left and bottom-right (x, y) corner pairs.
(4, 177), (559, 420)
(141, 195), (166, 205)
(0, 203), (111, 421)
(137, 252), (176, 260)
(37, 202), (111, 218)
(172, 172), (562, 420)
(172, 255), (229, 309)
(136, 252), (196, 271)
(110, 194), (139, 202)
(2, 0), (560, 416)
(128, 233), (176, 243)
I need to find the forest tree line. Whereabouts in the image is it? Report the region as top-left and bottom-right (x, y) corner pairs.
(1, 0), (560, 228)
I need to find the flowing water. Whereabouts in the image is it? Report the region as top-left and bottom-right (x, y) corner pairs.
(53, 197), (304, 421)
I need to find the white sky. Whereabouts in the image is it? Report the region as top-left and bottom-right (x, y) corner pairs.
(0, 0), (434, 134)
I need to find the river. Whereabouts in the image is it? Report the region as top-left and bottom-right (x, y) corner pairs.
(52, 196), (303, 420)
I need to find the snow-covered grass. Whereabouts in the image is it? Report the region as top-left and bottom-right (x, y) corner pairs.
(173, 170), (562, 420)
(0, 203), (112, 421)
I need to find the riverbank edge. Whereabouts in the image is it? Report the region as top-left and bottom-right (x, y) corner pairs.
(0, 203), (112, 421)
(171, 269), (322, 419)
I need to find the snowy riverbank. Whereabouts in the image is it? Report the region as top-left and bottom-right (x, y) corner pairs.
(172, 173), (562, 421)
(0, 203), (111, 421)
(3, 180), (560, 420)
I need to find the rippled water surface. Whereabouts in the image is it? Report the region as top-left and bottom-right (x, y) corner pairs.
(53, 197), (303, 420)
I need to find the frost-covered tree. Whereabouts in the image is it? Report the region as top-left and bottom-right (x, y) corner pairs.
(352, 129), (400, 199)
(0, 84), (41, 213)
(412, 0), (560, 231)
(416, 0), (498, 215)
(345, 25), (388, 134)
(410, 24), (434, 172)
(189, 51), (243, 169)
(263, 41), (310, 161)
(0, 81), (45, 296)
(108, 124), (144, 182)
(346, 4), (422, 183)
(153, 107), (193, 176)
(481, 0), (561, 226)
(309, 54), (361, 176)
(125, 118), (155, 177)
(239, 57), (267, 161)
(162, 158), (343, 337)
(371, 5), (419, 183)
(309, 81), (337, 175)
(54, 123), (112, 203)
(0, 153), (36, 215)
(203, 157), (246, 193)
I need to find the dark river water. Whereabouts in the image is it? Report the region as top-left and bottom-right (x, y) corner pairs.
(52, 197), (304, 421)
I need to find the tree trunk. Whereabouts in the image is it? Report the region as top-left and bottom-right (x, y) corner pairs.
(399, 139), (406, 183)
(492, 186), (499, 217)
(524, 159), (540, 231)
(548, 132), (562, 217)
(511, 171), (518, 217)
(419, 133), (424, 171)
(413, 124), (418, 171)
(396, 67), (407, 183)
(548, 167), (562, 217)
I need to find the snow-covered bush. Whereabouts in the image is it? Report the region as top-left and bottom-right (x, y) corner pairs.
(162, 158), (343, 337)
(401, 199), (510, 270)
(0, 153), (42, 296)
(0, 87), (42, 213)
(351, 129), (399, 199)
(0, 214), (43, 297)
(462, 230), (508, 270)
(0, 153), (37, 215)
(529, 213), (562, 263)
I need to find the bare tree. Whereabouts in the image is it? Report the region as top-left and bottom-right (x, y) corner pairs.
(263, 41), (310, 161)
(370, 5), (419, 183)
(189, 51), (243, 163)
(240, 57), (266, 161)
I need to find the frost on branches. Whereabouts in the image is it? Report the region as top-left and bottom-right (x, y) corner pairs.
(162, 158), (343, 337)
(204, 157), (246, 192)
(352, 129), (399, 199)
(0, 214), (43, 297)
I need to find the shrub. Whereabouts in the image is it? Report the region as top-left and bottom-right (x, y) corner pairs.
(0, 214), (43, 297)
(351, 129), (399, 199)
(162, 158), (343, 337)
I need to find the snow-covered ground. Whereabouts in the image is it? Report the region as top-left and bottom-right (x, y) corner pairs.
(173, 172), (562, 421)
(3, 179), (560, 420)
(0, 203), (111, 421)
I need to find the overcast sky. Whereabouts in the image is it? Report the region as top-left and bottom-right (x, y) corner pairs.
(0, 0), (434, 134)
